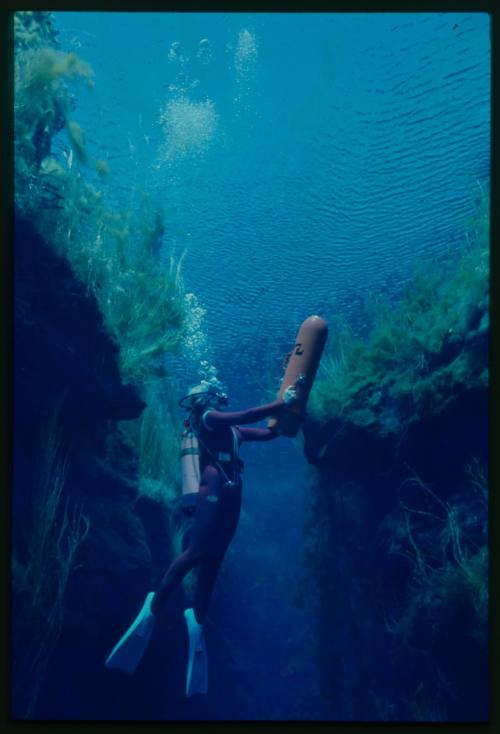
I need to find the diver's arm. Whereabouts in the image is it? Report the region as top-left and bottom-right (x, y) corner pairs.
(203, 400), (285, 429)
(238, 426), (281, 442)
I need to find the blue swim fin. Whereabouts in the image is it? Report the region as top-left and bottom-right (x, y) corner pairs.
(184, 608), (208, 696)
(105, 592), (156, 674)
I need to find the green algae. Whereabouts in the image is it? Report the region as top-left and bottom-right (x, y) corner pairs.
(309, 189), (489, 437)
(383, 460), (488, 650)
(14, 12), (187, 513)
(14, 12), (185, 385)
(302, 187), (489, 718)
(12, 399), (90, 718)
(14, 25), (94, 180)
(118, 380), (182, 504)
(301, 456), (488, 719)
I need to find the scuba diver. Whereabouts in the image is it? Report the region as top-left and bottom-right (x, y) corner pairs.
(105, 380), (299, 695)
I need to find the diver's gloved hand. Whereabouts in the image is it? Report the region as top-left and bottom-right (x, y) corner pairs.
(282, 385), (298, 406)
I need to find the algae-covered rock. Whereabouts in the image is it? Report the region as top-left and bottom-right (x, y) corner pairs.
(13, 13), (190, 718)
(307, 192), (488, 449)
(300, 192), (489, 720)
(12, 215), (186, 719)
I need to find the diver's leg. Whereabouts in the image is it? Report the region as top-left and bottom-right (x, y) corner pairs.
(193, 553), (225, 624)
(193, 483), (242, 624)
(184, 481), (241, 696)
(151, 547), (201, 616)
(151, 466), (221, 617)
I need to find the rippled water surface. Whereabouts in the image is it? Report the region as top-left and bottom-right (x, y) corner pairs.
(54, 12), (490, 400)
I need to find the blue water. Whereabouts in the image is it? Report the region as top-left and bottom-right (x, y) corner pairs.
(54, 13), (490, 366)
(48, 11), (490, 721)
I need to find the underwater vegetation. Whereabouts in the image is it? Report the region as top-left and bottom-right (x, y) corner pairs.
(302, 193), (489, 720)
(309, 188), (488, 439)
(14, 12), (93, 187)
(382, 460), (488, 651)
(13, 10), (59, 50)
(13, 12), (197, 718)
(12, 210), (156, 718)
(378, 462), (488, 721)
(118, 380), (181, 505)
(14, 11), (185, 384)
(300, 459), (488, 721)
(116, 380), (197, 594)
(12, 401), (90, 719)
(14, 9), (187, 501)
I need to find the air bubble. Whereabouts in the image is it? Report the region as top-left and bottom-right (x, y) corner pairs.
(158, 96), (219, 162)
(234, 28), (258, 76)
(168, 41), (181, 61)
(197, 37), (212, 64)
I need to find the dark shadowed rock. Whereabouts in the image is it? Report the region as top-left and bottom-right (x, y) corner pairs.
(12, 214), (185, 719)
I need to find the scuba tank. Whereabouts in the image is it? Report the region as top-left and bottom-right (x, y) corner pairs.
(178, 384), (241, 511)
(180, 422), (241, 502)
(180, 428), (201, 512)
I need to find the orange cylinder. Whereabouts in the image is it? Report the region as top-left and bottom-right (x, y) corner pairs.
(180, 431), (201, 499)
(268, 315), (328, 437)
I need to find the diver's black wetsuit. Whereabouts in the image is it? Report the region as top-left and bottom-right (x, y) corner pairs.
(152, 400), (285, 623)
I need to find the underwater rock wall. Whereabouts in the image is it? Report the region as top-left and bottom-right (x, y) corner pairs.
(301, 301), (488, 721)
(12, 215), (188, 719)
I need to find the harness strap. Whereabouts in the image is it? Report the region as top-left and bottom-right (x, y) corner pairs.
(194, 422), (241, 487)
(201, 410), (214, 431)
